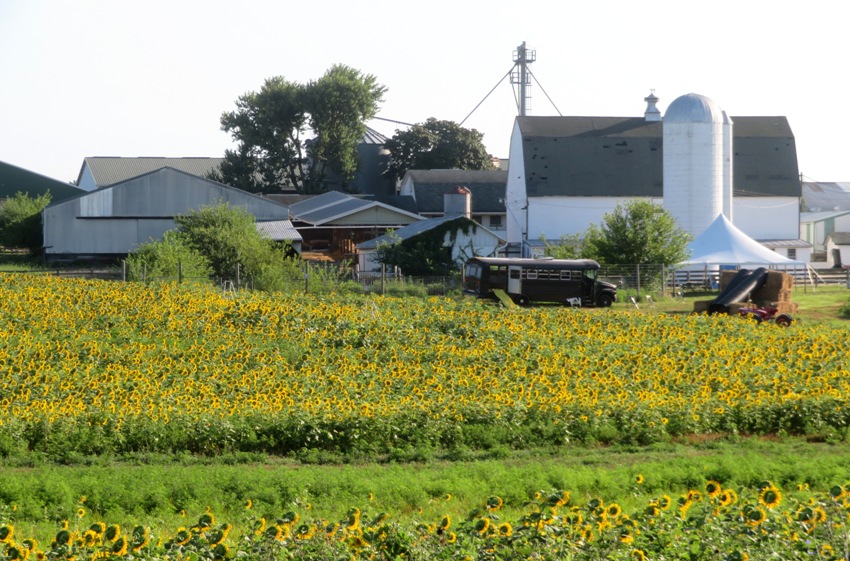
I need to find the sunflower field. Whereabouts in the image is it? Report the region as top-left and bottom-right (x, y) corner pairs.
(3, 479), (850, 560)
(1, 273), (849, 460)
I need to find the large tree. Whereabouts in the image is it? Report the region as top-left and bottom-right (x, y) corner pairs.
(211, 66), (385, 194)
(383, 118), (493, 181)
(581, 200), (691, 265)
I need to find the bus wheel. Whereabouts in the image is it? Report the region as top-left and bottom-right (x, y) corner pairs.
(596, 293), (614, 307)
(513, 294), (530, 306)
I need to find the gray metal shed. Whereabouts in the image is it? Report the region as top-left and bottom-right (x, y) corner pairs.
(43, 167), (298, 260)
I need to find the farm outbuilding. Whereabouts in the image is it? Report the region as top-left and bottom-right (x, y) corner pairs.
(42, 167), (301, 261)
(824, 232), (850, 268)
(398, 169), (508, 235)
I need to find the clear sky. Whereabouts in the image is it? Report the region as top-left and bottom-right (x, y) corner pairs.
(1, 0), (846, 184)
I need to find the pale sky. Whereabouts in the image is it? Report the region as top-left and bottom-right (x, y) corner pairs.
(1, 0), (847, 184)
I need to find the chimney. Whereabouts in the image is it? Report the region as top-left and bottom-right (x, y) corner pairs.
(444, 186), (472, 218)
(644, 90), (661, 122)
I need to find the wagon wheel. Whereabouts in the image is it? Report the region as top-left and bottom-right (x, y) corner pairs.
(512, 294), (530, 306)
(747, 313), (763, 324)
(775, 314), (793, 327)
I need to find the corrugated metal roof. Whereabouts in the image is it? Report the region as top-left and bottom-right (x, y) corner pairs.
(289, 190), (353, 217)
(800, 210), (850, 223)
(290, 190), (422, 226)
(81, 157), (224, 187)
(297, 197), (373, 224)
(362, 126), (388, 145)
(757, 239), (812, 249)
(802, 182), (850, 212)
(256, 220), (302, 241)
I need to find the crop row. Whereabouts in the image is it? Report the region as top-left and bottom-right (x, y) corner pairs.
(2, 479), (850, 560)
(1, 274), (849, 460)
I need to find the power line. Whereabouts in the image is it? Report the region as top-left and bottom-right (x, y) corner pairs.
(459, 68), (514, 127)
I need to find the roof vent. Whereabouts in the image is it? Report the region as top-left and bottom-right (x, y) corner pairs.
(644, 90), (661, 122)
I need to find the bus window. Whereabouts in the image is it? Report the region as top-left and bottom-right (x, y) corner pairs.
(510, 269), (520, 279)
(527, 269), (538, 280)
(560, 270), (572, 281)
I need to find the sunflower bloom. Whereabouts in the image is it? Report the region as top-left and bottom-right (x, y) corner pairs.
(758, 486), (782, 509)
(498, 523), (513, 537)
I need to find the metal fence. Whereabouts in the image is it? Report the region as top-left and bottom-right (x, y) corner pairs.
(3, 261), (847, 297)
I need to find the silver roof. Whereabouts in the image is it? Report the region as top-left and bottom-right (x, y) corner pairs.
(80, 157), (224, 187)
(256, 219), (302, 241)
(664, 93), (724, 124)
(802, 182), (850, 212)
(290, 190), (421, 226)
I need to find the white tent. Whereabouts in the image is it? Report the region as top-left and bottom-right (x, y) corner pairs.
(680, 214), (805, 266)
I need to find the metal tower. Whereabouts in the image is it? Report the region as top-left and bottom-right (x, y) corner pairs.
(511, 42), (536, 116)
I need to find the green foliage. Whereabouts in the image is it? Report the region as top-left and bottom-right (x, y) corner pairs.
(213, 66), (385, 194)
(174, 203), (283, 285)
(384, 118), (494, 181)
(374, 218), (476, 276)
(125, 231), (212, 283)
(540, 232), (583, 259)
(582, 200), (691, 266)
(839, 299), (850, 319)
(305, 64), (387, 192)
(0, 191), (51, 253)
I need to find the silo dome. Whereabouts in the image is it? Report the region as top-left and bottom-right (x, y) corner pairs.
(664, 93), (724, 124)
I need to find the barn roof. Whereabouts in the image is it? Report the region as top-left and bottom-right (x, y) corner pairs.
(516, 115), (800, 198)
(802, 182), (850, 212)
(402, 169), (507, 213)
(0, 160), (84, 201)
(78, 157), (224, 187)
(289, 190), (422, 226)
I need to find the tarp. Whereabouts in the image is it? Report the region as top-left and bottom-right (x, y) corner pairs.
(680, 214), (805, 266)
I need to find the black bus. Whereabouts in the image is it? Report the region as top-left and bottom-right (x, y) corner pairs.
(463, 257), (617, 307)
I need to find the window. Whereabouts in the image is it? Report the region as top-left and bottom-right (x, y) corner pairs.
(788, 248), (797, 260)
(527, 270), (538, 280)
(560, 270), (572, 281)
(490, 215), (502, 227)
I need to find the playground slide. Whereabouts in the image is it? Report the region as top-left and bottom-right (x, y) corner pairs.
(708, 268), (769, 315)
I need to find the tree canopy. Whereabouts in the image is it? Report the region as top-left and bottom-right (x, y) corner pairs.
(581, 200), (692, 265)
(0, 191), (51, 254)
(383, 118), (494, 181)
(211, 65), (386, 194)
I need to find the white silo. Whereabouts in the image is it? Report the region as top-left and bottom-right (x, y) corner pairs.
(722, 110), (734, 221)
(662, 93), (726, 238)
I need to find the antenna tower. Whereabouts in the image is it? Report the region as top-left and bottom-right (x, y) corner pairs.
(511, 42), (536, 116)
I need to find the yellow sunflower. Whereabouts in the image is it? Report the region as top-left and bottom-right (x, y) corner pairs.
(758, 486), (782, 509)
(705, 480), (722, 498)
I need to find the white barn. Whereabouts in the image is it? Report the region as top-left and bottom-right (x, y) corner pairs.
(504, 93), (805, 260)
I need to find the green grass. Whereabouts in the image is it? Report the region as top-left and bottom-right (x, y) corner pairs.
(6, 438), (850, 546)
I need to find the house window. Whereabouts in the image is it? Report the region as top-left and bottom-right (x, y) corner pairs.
(787, 248), (797, 260)
(490, 215), (502, 227)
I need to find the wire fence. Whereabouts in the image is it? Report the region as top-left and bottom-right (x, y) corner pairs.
(3, 261), (848, 297)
